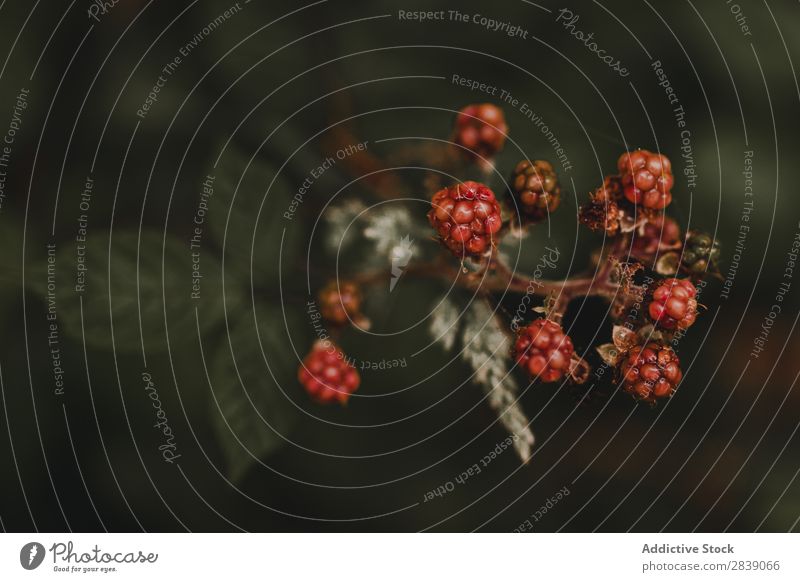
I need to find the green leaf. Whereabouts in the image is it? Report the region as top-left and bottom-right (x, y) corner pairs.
(210, 306), (302, 481)
(28, 230), (226, 352)
(208, 144), (304, 289)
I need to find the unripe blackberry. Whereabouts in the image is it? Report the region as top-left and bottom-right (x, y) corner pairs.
(648, 278), (698, 330)
(682, 231), (721, 274)
(632, 215), (681, 256)
(428, 181), (503, 257)
(509, 159), (561, 222)
(620, 342), (682, 402)
(319, 280), (362, 326)
(514, 319), (574, 382)
(454, 104), (508, 160)
(298, 342), (360, 404)
(617, 150), (673, 210)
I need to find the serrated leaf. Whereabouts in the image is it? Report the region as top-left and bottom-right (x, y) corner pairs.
(211, 306), (302, 481)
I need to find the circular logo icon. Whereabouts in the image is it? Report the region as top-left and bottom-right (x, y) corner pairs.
(20, 542), (45, 570)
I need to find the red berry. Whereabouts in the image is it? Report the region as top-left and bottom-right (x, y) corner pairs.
(428, 181), (503, 257)
(298, 342), (360, 404)
(620, 341), (682, 403)
(319, 280), (362, 326)
(514, 319), (574, 383)
(617, 150), (673, 210)
(632, 215), (681, 256)
(454, 104), (508, 160)
(509, 159), (561, 222)
(648, 278), (698, 330)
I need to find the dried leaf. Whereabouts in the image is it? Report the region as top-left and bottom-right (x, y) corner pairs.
(596, 343), (621, 367)
(612, 325), (638, 352)
(655, 251), (680, 276)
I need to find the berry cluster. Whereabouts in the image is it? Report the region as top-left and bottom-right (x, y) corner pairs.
(513, 319), (574, 382)
(298, 342), (360, 404)
(428, 180), (503, 257)
(299, 103), (721, 423)
(319, 280), (362, 326)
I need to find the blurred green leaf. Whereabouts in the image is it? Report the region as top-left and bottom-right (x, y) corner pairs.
(28, 230), (227, 352)
(210, 305), (303, 481)
(209, 144), (305, 289)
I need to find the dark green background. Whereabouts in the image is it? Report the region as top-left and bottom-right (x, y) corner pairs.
(0, 0), (798, 532)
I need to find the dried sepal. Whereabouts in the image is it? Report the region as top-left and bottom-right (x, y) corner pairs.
(568, 354), (591, 384)
(655, 251), (680, 276)
(612, 325), (638, 352)
(596, 343), (621, 367)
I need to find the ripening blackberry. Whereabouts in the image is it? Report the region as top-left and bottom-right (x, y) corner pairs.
(514, 319), (574, 382)
(428, 181), (503, 257)
(453, 103), (508, 160)
(648, 278), (698, 331)
(618, 150), (674, 210)
(620, 342), (682, 403)
(298, 342), (360, 405)
(319, 280), (362, 326)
